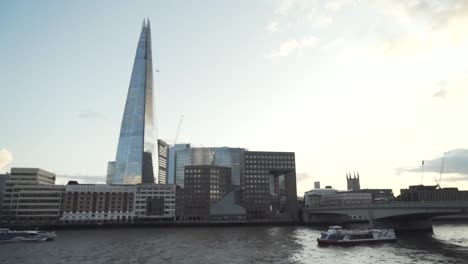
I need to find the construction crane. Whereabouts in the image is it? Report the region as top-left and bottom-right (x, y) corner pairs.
(435, 153), (446, 189)
(174, 115), (184, 145)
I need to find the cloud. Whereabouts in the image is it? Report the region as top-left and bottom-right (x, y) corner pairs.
(56, 175), (106, 185)
(0, 149), (13, 173)
(442, 174), (468, 183)
(266, 20), (279, 32)
(433, 80), (449, 99)
(269, 36), (319, 57)
(297, 172), (313, 183)
(373, 0), (468, 55)
(396, 149), (468, 177)
(77, 111), (105, 120)
(430, 80), (466, 100)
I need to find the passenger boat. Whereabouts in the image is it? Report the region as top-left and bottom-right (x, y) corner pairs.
(0, 228), (57, 243)
(317, 226), (396, 245)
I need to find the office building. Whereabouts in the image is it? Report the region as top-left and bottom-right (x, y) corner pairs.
(157, 140), (169, 184)
(242, 151), (298, 221)
(1, 168), (64, 224)
(174, 147), (244, 187)
(134, 184), (176, 221)
(168, 143), (191, 184)
(176, 165), (231, 221)
(0, 174), (9, 213)
(112, 19), (158, 184)
(106, 161), (116, 185)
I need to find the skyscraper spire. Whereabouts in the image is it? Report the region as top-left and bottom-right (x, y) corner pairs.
(111, 20), (158, 184)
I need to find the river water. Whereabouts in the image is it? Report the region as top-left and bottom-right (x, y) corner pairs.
(1, 223), (467, 264)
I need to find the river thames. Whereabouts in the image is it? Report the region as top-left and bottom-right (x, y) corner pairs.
(1, 223), (467, 264)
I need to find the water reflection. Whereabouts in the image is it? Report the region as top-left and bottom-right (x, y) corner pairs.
(0, 225), (466, 264)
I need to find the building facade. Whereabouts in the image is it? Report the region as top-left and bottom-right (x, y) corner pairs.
(157, 140), (169, 184)
(134, 184), (176, 221)
(0, 174), (9, 214)
(174, 147), (244, 188)
(61, 184), (135, 224)
(168, 143), (191, 184)
(106, 161), (116, 185)
(176, 165), (231, 221)
(112, 19), (158, 185)
(242, 151), (298, 221)
(1, 168), (64, 224)
(400, 185), (468, 202)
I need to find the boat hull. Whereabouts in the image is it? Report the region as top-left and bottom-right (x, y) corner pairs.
(317, 238), (397, 246)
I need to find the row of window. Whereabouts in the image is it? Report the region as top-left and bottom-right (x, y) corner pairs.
(246, 155), (293, 160)
(246, 160), (294, 164)
(246, 165), (294, 169)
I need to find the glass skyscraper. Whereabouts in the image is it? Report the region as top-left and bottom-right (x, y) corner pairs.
(111, 19), (158, 184)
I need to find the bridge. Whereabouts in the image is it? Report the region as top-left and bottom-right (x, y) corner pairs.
(303, 201), (468, 231)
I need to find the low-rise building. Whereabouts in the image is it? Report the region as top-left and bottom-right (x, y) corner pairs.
(318, 192), (372, 206)
(134, 184), (176, 221)
(1, 168), (65, 224)
(61, 184), (135, 224)
(400, 185), (468, 202)
(304, 187), (337, 208)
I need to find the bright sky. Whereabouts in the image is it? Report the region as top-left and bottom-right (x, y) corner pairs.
(1, 0), (468, 196)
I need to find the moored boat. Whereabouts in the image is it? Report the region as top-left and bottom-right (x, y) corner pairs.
(0, 228), (57, 243)
(317, 226), (396, 245)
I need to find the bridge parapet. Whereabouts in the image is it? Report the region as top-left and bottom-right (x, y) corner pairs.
(306, 201), (468, 211)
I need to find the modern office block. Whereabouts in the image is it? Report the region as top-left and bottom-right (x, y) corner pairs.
(176, 165), (231, 221)
(134, 184), (176, 221)
(174, 147), (244, 187)
(242, 151), (298, 221)
(1, 168), (64, 224)
(168, 144), (191, 184)
(106, 161), (116, 185)
(157, 140), (169, 184)
(112, 19), (158, 184)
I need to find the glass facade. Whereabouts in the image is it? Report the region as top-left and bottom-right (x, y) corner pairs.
(112, 19), (158, 184)
(174, 147), (244, 188)
(168, 144), (191, 184)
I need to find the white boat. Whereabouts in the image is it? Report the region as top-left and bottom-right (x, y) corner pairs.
(317, 226), (396, 245)
(0, 228), (57, 243)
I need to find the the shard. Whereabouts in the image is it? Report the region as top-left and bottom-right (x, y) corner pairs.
(111, 19), (158, 184)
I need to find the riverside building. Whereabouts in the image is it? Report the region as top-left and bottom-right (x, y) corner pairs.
(173, 147), (299, 223)
(242, 151), (298, 221)
(1, 168), (65, 225)
(134, 184), (176, 221)
(176, 165), (231, 221)
(61, 184), (135, 224)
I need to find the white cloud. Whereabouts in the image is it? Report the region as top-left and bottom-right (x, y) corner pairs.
(0, 149), (13, 173)
(269, 36), (319, 57)
(266, 20), (279, 32)
(371, 0), (468, 56)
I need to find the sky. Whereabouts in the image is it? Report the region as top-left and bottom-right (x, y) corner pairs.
(1, 0), (468, 196)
